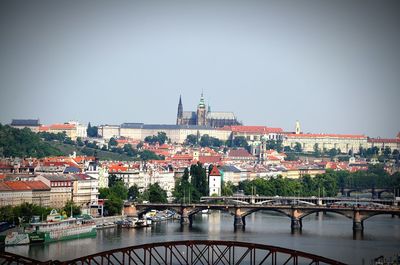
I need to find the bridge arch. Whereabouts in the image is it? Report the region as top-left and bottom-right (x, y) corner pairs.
(377, 189), (394, 198)
(359, 211), (399, 222)
(0, 240), (345, 265)
(136, 206), (181, 217)
(241, 208), (293, 219)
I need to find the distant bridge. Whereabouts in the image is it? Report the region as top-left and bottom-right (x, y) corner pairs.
(131, 201), (400, 232)
(200, 195), (398, 206)
(340, 187), (394, 198)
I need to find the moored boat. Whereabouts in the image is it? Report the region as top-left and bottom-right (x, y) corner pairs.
(2, 209), (96, 246)
(120, 218), (151, 228)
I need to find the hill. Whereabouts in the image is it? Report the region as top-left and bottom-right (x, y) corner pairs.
(0, 124), (64, 158)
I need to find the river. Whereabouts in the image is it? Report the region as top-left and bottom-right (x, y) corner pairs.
(6, 211), (400, 265)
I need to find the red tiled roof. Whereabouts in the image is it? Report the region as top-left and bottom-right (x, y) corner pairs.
(0, 182), (12, 191)
(3, 181), (32, 191)
(159, 144), (170, 149)
(49, 124), (76, 130)
(268, 156), (281, 161)
(228, 149), (253, 157)
(198, 155), (222, 164)
(209, 166), (221, 176)
(226, 126), (283, 134)
(201, 147), (217, 154)
(153, 150), (169, 157)
(108, 165), (128, 172)
(285, 133), (366, 139)
(24, 181), (50, 190)
(171, 154), (193, 161)
(72, 156), (94, 163)
(40, 124), (76, 131)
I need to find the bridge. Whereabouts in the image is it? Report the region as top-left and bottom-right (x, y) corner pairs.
(200, 195), (398, 206)
(339, 187), (395, 198)
(130, 201), (400, 232)
(0, 240), (346, 264)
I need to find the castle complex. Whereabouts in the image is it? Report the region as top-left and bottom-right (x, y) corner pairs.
(176, 94), (241, 128)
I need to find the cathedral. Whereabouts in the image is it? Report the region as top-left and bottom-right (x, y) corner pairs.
(176, 94), (241, 128)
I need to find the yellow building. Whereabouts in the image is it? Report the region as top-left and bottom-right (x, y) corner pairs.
(283, 133), (368, 154)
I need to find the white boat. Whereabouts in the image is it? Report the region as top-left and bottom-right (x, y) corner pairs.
(2, 209), (97, 246)
(28, 209), (97, 243)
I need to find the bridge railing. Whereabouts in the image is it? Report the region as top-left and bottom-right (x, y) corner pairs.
(0, 251), (51, 264)
(60, 240), (346, 265)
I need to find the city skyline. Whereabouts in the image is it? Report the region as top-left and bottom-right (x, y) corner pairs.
(1, 0), (399, 138)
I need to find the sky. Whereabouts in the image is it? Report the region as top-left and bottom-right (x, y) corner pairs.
(0, 0), (399, 138)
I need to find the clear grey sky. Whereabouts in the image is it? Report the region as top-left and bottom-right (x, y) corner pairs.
(0, 0), (399, 138)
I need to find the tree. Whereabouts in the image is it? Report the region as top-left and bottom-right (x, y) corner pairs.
(104, 194), (123, 216)
(173, 168), (201, 203)
(294, 142), (302, 153)
(136, 142), (144, 149)
(63, 137), (74, 145)
(221, 181), (234, 196)
(157, 132), (168, 145)
(359, 147), (366, 157)
(199, 134), (211, 147)
(109, 182), (128, 200)
(128, 185), (140, 201)
(124, 144), (137, 156)
(383, 146), (392, 158)
(285, 153), (299, 161)
(199, 134), (222, 147)
(63, 200), (81, 216)
(190, 162), (208, 196)
(144, 136), (156, 144)
(143, 183), (168, 203)
(108, 174), (122, 187)
(144, 132), (168, 145)
(140, 150), (163, 160)
(229, 136), (249, 151)
(328, 148), (338, 158)
(87, 122), (98, 137)
(109, 137), (117, 147)
(76, 137), (84, 147)
(313, 143), (321, 157)
(265, 140), (283, 152)
(99, 188), (110, 199)
(185, 134), (198, 145)
(284, 146), (292, 152)
(0, 125), (64, 158)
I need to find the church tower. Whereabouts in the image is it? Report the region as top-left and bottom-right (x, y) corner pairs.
(196, 93), (207, 126)
(176, 95), (183, 125)
(295, 120), (301, 134)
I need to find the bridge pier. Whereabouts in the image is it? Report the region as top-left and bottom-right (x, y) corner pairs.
(291, 218), (302, 230)
(290, 208), (303, 230)
(353, 211), (364, 231)
(180, 207), (193, 226)
(233, 207), (245, 228)
(353, 220), (364, 231)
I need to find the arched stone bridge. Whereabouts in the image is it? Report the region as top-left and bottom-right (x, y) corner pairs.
(200, 195), (397, 206)
(340, 187), (394, 198)
(130, 202), (400, 232)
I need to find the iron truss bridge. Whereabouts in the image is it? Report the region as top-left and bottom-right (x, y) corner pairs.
(0, 240), (346, 265)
